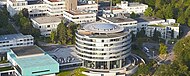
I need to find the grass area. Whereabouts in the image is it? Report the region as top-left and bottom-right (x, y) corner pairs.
(0, 67), (13, 71)
(57, 68), (87, 76)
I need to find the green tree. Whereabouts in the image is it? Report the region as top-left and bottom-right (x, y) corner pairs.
(177, 14), (186, 24)
(144, 7), (153, 17)
(50, 31), (56, 43)
(164, 5), (174, 19)
(130, 12), (139, 18)
(57, 21), (67, 45)
(155, 9), (164, 18)
(159, 43), (167, 55)
(152, 28), (161, 41)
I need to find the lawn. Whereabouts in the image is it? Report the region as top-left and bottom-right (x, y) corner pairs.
(0, 67), (13, 71)
(57, 68), (87, 76)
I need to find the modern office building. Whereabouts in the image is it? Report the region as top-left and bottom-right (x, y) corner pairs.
(74, 23), (144, 75)
(63, 10), (96, 24)
(135, 16), (166, 30)
(0, 34), (33, 50)
(117, 1), (148, 14)
(99, 16), (138, 34)
(31, 16), (62, 36)
(7, 45), (59, 76)
(77, 1), (98, 13)
(7, 0), (65, 17)
(146, 19), (180, 39)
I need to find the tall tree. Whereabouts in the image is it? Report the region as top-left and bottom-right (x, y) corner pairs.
(159, 43), (167, 55)
(144, 7), (153, 17)
(50, 31), (56, 43)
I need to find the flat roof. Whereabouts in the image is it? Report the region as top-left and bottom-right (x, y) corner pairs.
(135, 17), (164, 22)
(28, 1), (43, 5)
(47, 47), (81, 64)
(0, 33), (33, 41)
(11, 46), (44, 57)
(103, 17), (137, 23)
(32, 16), (62, 24)
(65, 10), (93, 15)
(15, 54), (58, 68)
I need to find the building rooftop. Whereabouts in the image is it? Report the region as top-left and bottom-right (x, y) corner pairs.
(47, 47), (82, 65)
(28, 1), (43, 5)
(32, 16), (62, 24)
(102, 17), (137, 23)
(15, 53), (58, 68)
(81, 23), (124, 34)
(11, 45), (44, 57)
(65, 10), (93, 15)
(135, 17), (164, 22)
(0, 33), (33, 41)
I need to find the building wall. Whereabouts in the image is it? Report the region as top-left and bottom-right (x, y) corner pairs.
(65, 0), (77, 11)
(0, 35), (34, 49)
(7, 0), (66, 17)
(63, 11), (96, 24)
(31, 19), (61, 36)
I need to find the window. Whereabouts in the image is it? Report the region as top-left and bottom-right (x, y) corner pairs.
(32, 70), (50, 74)
(47, 25), (50, 28)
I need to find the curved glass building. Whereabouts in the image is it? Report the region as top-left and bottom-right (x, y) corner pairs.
(75, 23), (132, 70)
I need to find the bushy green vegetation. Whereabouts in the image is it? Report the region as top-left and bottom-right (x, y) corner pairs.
(133, 60), (156, 76)
(57, 68), (87, 76)
(154, 36), (190, 75)
(0, 7), (16, 35)
(13, 9), (40, 37)
(128, 0), (190, 26)
(50, 21), (78, 45)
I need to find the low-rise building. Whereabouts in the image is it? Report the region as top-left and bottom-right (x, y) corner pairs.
(7, 0), (66, 17)
(99, 16), (138, 34)
(146, 21), (179, 39)
(135, 17), (166, 30)
(63, 10), (96, 24)
(7, 45), (59, 76)
(0, 34), (33, 50)
(31, 16), (62, 36)
(117, 1), (148, 14)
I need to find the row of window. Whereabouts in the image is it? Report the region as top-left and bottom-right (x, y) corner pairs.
(0, 42), (33, 47)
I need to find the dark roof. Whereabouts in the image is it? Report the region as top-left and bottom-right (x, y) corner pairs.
(135, 17), (164, 22)
(11, 45), (44, 57)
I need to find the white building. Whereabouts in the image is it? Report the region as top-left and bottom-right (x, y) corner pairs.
(63, 10), (96, 24)
(0, 34), (34, 50)
(146, 19), (180, 39)
(77, 1), (98, 13)
(0, 0), (6, 6)
(31, 16), (62, 36)
(135, 17), (166, 30)
(99, 16), (138, 34)
(117, 1), (148, 14)
(7, 0), (65, 17)
(75, 23), (143, 75)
